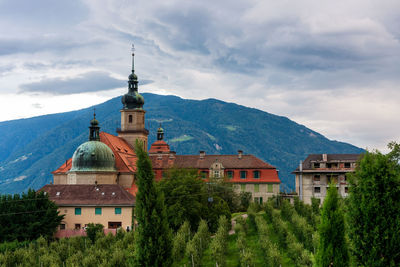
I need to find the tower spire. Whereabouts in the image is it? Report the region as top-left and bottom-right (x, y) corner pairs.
(121, 44), (144, 109)
(131, 44), (135, 74)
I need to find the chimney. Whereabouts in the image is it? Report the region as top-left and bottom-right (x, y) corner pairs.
(238, 150), (243, 159)
(322, 154), (328, 161)
(169, 151), (176, 159)
(199, 151), (205, 159)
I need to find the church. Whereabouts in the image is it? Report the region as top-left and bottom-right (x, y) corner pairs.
(42, 49), (281, 231)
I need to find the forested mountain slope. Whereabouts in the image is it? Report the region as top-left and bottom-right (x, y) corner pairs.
(0, 93), (363, 194)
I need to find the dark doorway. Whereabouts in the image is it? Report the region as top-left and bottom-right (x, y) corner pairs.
(108, 222), (122, 229)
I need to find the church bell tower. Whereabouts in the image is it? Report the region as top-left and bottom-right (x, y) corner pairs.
(117, 45), (149, 150)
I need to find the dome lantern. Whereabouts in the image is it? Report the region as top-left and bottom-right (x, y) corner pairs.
(70, 116), (116, 172)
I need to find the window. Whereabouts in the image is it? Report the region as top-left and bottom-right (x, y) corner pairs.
(95, 207), (102, 215)
(240, 184), (246, 191)
(128, 115), (132, 123)
(213, 170), (220, 178)
(226, 171), (233, 179)
(313, 175), (320, 181)
(344, 162), (351, 168)
(115, 208), (122, 215)
(75, 224), (81, 230)
(240, 171), (247, 179)
(268, 184), (273, 193)
(60, 224), (66, 230)
(327, 163), (338, 169)
(254, 184), (259, 192)
(345, 187), (349, 193)
(314, 187), (321, 194)
(75, 208), (81, 215)
(313, 162), (320, 168)
(200, 171), (208, 179)
(253, 171), (260, 178)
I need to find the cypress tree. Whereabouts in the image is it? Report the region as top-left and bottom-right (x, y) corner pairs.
(134, 141), (172, 266)
(316, 183), (348, 267)
(347, 147), (400, 266)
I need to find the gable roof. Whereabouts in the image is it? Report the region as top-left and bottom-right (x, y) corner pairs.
(100, 132), (137, 173)
(150, 154), (276, 169)
(39, 184), (135, 206)
(293, 153), (363, 172)
(149, 140), (170, 154)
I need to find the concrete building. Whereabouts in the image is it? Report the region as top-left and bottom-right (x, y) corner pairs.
(293, 153), (362, 204)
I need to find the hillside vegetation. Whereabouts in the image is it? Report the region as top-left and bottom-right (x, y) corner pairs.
(0, 198), (319, 267)
(0, 93), (363, 194)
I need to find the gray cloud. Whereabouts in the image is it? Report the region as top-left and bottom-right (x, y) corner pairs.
(0, 64), (15, 76)
(31, 103), (43, 109)
(0, 0), (88, 27)
(19, 71), (126, 95)
(19, 71), (154, 95)
(0, 0), (399, 151)
(0, 37), (106, 56)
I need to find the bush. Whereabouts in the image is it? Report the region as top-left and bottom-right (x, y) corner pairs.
(239, 191), (252, 211)
(86, 223), (104, 244)
(280, 199), (295, 221)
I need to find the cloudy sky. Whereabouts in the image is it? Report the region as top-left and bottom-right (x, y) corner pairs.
(0, 0), (399, 151)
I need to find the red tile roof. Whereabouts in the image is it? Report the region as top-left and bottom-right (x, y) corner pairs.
(149, 140), (171, 154)
(52, 132), (137, 174)
(150, 154), (280, 183)
(39, 184), (135, 206)
(150, 154), (276, 169)
(52, 158), (72, 174)
(100, 132), (137, 173)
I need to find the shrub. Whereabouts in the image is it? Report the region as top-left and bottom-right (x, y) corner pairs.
(86, 223), (104, 244)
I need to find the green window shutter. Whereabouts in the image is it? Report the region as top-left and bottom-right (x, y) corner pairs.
(240, 184), (246, 191)
(240, 171), (247, 179)
(115, 207), (122, 215)
(75, 208), (81, 215)
(227, 171), (233, 178)
(268, 184), (273, 193)
(254, 184), (259, 192)
(95, 207), (102, 215)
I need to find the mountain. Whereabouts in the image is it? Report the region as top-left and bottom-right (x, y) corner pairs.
(0, 93), (363, 194)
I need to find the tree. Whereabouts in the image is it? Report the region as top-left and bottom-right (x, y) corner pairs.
(315, 183), (348, 267)
(134, 141), (172, 266)
(85, 223), (104, 244)
(158, 168), (206, 232)
(172, 221), (191, 262)
(239, 191), (252, 211)
(0, 189), (64, 242)
(158, 168), (232, 233)
(347, 147), (400, 266)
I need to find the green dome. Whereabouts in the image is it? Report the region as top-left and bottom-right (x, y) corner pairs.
(70, 141), (116, 172)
